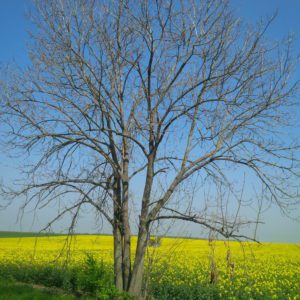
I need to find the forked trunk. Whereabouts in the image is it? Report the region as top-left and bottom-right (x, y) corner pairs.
(113, 218), (148, 299)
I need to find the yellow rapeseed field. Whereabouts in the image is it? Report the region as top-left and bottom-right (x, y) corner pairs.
(0, 235), (299, 299)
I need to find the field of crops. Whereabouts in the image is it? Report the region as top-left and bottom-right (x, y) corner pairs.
(0, 234), (299, 299)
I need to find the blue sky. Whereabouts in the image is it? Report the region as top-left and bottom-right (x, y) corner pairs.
(0, 0), (299, 242)
(0, 1), (30, 65)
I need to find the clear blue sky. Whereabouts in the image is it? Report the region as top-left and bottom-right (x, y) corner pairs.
(0, 0), (299, 243)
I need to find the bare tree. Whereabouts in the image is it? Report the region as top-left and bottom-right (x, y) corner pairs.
(1, 0), (299, 298)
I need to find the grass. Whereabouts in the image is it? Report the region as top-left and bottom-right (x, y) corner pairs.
(0, 231), (208, 240)
(0, 280), (82, 300)
(0, 231), (113, 238)
(0, 231), (61, 238)
(0, 255), (128, 300)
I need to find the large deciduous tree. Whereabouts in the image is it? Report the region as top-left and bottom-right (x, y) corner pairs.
(1, 0), (299, 298)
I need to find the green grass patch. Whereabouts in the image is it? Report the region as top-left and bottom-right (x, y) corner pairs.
(0, 231), (63, 238)
(0, 231), (113, 238)
(0, 279), (82, 300)
(0, 254), (131, 300)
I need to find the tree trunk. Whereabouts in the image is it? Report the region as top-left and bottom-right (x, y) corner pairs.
(122, 182), (131, 290)
(128, 223), (148, 298)
(112, 178), (123, 290)
(113, 224), (123, 290)
(122, 137), (131, 290)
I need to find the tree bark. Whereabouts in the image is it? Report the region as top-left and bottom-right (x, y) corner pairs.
(113, 177), (123, 290)
(122, 137), (131, 290)
(113, 224), (123, 290)
(128, 222), (148, 298)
